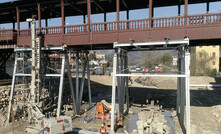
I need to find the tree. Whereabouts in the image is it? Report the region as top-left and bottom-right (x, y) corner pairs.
(89, 53), (96, 61)
(160, 54), (172, 66)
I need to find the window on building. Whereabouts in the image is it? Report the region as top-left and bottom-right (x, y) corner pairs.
(213, 45), (216, 48)
(199, 46), (202, 48)
(199, 52), (202, 58)
(213, 61), (216, 65)
(212, 52), (216, 58)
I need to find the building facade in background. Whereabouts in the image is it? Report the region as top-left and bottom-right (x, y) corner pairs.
(190, 45), (220, 76)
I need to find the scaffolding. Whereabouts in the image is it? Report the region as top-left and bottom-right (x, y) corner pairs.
(110, 38), (191, 134)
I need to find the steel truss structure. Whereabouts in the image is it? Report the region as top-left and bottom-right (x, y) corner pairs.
(110, 38), (191, 134)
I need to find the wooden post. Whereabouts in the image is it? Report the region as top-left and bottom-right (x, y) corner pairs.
(149, 0), (153, 28)
(116, 0), (120, 30)
(184, 0), (188, 26)
(61, 0), (65, 34)
(38, 3), (41, 29)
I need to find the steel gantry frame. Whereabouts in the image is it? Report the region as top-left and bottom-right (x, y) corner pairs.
(110, 38), (191, 134)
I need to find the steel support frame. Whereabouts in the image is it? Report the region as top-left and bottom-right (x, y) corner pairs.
(111, 39), (191, 134)
(7, 47), (81, 122)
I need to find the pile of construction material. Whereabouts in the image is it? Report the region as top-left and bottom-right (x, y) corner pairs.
(133, 100), (170, 134)
(212, 105), (221, 123)
(135, 77), (157, 87)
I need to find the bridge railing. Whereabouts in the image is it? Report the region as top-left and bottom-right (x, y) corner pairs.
(19, 29), (31, 36)
(0, 29), (16, 41)
(152, 16), (185, 28)
(65, 24), (88, 34)
(119, 19), (150, 30)
(187, 13), (221, 26)
(1, 13), (221, 39)
(91, 22), (118, 32)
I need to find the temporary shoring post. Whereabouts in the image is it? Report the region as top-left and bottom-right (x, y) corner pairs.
(87, 55), (92, 107)
(185, 49), (191, 134)
(75, 50), (79, 113)
(79, 53), (87, 112)
(110, 49), (118, 133)
(66, 52), (77, 114)
(7, 53), (18, 123)
(57, 56), (65, 117)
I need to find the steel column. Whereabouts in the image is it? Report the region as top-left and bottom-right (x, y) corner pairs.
(79, 57), (87, 112)
(125, 54), (129, 114)
(57, 56), (65, 117)
(75, 51), (79, 113)
(185, 51), (191, 134)
(111, 49), (118, 133)
(7, 53), (18, 123)
(66, 53), (77, 114)
(176, 48), (182, 114)
(117, 49), (121, 114)
(120, 51), (126, 115)
(87, 57), (92, 107)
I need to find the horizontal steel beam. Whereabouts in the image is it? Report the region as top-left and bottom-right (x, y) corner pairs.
(113, 38), (189, 48)
(72, 129), (101, 134)
(190, 84), (221, 87)
(14, 46), (66, 52)
(15, 74), (62, 77)
(114, 74), (188, 78)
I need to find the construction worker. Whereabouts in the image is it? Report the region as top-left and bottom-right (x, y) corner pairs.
(100, 124), (107, 134)
(101, 112), (105, 124)
(83, 109), (88, 124)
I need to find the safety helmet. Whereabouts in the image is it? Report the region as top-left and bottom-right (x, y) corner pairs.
(101, 124), (104, 127)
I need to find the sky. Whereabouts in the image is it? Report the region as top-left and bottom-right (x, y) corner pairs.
(0, 0), (221, 29)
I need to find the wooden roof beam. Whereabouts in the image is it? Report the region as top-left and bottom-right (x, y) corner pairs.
(122, 0), (128, 9)
(68, 2), (84, 15)
(93, 0), (105, 12)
